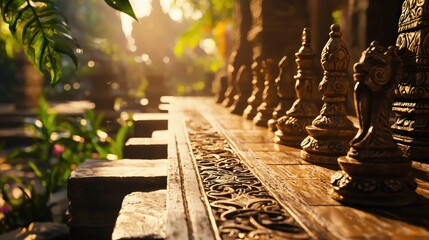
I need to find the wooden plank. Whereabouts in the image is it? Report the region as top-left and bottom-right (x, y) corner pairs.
(166, 111), (189, 240)
(172, 111), (218, 240)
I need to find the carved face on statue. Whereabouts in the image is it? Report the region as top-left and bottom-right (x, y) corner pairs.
(349, 41), (403, 152)
(353, 42), (397, 93)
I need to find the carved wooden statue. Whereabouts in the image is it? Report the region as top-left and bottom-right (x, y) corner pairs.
(231, 65), (253, 115)
(215, 75), (228, 104)
(275, 28), (319, 147)
(393, 0), (429, 162)
(267, 56), (295, 131)
(243, 57), (264, 120)
(222, 51), (239, 108)
(300, 24), (357, 164)
(253, 59), (280, 127)
(331, 42), (417, 206)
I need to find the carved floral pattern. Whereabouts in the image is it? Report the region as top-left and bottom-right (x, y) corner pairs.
(185, 112), (310, 239)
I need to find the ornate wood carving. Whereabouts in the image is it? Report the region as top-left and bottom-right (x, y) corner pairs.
(184, 111), (310, 239)
(231, 65), (253, 115)
(275, 28), (319, 147)
(253, 58), (280, 127)
(267, 56), (295, 131)
(331, 42), (417, 206)
(393, 0), (429, 161)
(300, 24), (357, 164)
(243, 57), (265, 120)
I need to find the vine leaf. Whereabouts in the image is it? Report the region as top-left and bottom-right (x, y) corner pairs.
(1, 0), (80, 86)
(104, 0), (137, 20)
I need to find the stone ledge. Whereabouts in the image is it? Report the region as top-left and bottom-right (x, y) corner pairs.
(112, 190), (167, 240)
(68, 159), (167, 240)
(123, 138), (168, 159)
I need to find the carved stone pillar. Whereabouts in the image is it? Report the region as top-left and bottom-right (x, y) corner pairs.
(253, 59), (279, 127)
(331, 42), (417, 206)
(231, 65), (253, 115)
(275, 28), (319, 147)
(301, 25), (357, 164)
(267, 56), (295, 131)
(393, 0), (429, 162)
(243, 57), (264, 120)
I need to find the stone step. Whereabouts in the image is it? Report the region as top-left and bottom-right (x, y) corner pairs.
(123, 113), (168, 138)
(123, 137), (168, 159)
(112, 190), (167, 240)
(68, 159), (167, 240)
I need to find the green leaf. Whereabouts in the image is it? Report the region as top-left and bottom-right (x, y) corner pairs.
(28, 161), (43, 179)
(2, 0), (80, 85)
(104, 0), (137, 20)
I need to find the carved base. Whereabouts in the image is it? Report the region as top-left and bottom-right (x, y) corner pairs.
(267, 118), (278, 131)
(222, 96), (235, 108)
(300, 125), (356, 164)
(243, 105), (258, 120)
(274, 131), (303, 148)
(275, 115), (314, 148)
(230, 98), (248, 115)
(330, 156), (417, 207)
(300, 148), (340, 164)
(253, 112), (270, 127)
(253, 105), (275, 127)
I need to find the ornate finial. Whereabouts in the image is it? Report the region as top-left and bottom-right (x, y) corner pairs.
(275, 28), (319, 146)
(231, 65), (253, 115)
(321, 24), (349, 73)
(302, 28), (311, 46)
(253, 58), (280, 127)
(331, 42), (417, 207)
(329, 24), (341, 38)
(268, 56), (295, 131)
(300, 25), (357, 164)
(243, 57), (265, 120)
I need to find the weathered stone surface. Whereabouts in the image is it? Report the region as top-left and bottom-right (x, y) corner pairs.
(68, 159), (167, 240)
(123, 137), (168, 159)
(112, 190), (167, 240)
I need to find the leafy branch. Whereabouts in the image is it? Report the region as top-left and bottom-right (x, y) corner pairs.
(0, 0), (136, 85)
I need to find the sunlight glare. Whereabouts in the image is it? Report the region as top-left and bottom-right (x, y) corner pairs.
(169, 8), (183, 22)
(200, 38), (216, 54)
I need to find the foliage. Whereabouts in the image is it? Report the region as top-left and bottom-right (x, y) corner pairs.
(104, 0), (137, 21)
(1, 0), (79, 85)
(0, 96), (133, 233)
(0, 0), (136, 85)
(173, 0), (233, 72)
